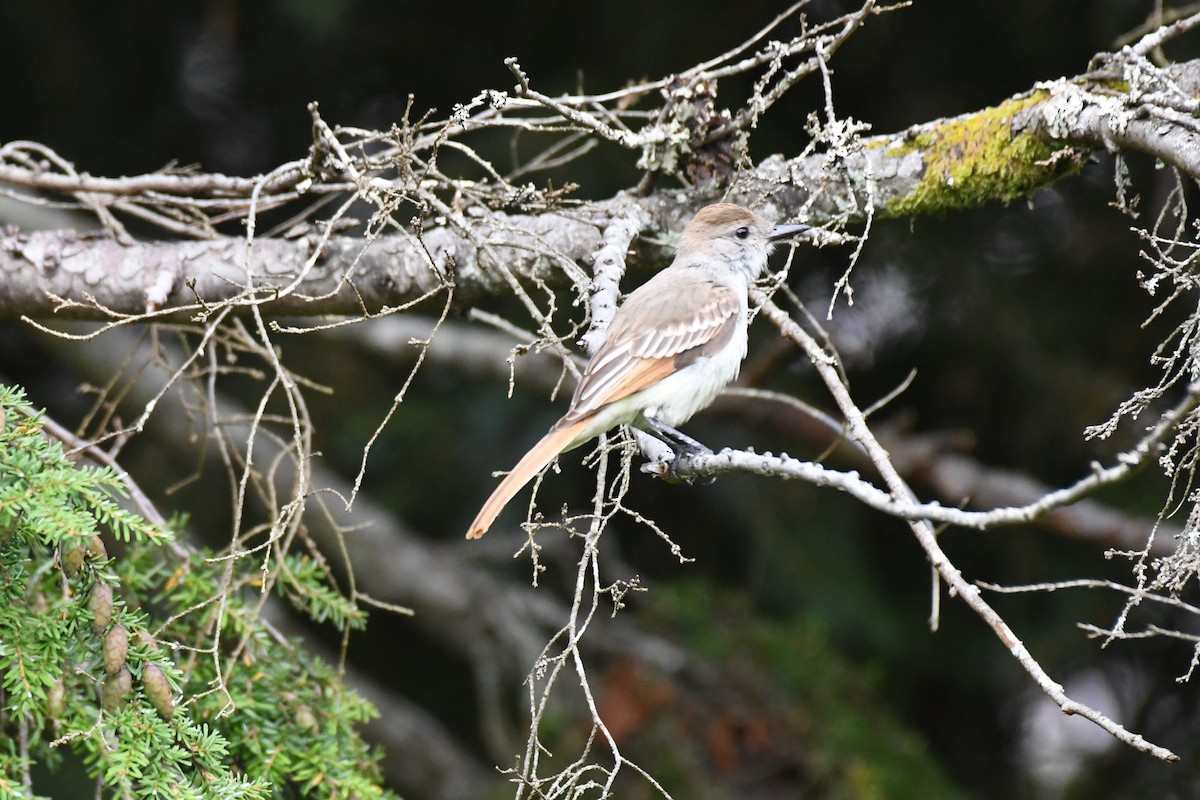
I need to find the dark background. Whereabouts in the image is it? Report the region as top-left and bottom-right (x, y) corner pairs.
(3, 1), (1199, 798)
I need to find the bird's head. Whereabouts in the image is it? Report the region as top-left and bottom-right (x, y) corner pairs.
(675, 203), (810, 279)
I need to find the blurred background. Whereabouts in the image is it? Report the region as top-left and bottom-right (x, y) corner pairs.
(3, 1), (1199, 798)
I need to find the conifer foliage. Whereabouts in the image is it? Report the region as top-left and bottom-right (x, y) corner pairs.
(0, 386), (394, 799)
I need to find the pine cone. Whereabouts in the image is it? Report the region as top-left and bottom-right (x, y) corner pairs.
(102, 667), (132, 712)
(103, 624), (128, 675)
(88, 582), (113, 635)
(141, 663), (174, 721)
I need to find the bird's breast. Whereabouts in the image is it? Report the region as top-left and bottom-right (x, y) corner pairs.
(633, 323), (747, 427)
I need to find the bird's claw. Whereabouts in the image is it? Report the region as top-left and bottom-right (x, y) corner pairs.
(665, 444), (716, 485)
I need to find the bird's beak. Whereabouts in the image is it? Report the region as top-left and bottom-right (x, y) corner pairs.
(768, 222), (811, 241)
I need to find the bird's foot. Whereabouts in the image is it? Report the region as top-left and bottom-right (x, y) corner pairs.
(641, 415), (717, 485)
(666, 442), (716, 485)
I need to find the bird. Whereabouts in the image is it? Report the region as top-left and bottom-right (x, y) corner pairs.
(466, 203), (810, 539)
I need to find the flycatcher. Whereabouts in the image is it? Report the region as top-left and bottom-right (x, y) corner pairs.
(466, 203), (809, 539)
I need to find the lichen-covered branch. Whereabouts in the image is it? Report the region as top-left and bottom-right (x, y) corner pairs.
(6, 53), (1200, 322)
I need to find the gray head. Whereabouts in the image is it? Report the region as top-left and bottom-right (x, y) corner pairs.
(675, 203), (810, 279)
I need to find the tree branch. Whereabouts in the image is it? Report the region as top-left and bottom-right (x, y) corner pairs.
(750, 291), (1179, 762)
(5, 56), (1200, 321)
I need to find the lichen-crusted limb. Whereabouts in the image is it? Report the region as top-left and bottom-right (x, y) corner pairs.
(8, 56), (1200, 321)
(878, 91), (1079, 217)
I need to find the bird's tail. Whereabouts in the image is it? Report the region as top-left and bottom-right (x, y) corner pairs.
(466, 418), (589, 539)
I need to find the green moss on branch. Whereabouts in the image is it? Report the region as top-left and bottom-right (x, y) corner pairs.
(883, 92), (1079, 217)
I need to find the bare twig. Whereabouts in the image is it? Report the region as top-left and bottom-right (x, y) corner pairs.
(752, 291), (1178, 762)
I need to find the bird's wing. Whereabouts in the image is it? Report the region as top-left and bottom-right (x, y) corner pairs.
(562, 270), (740, 423)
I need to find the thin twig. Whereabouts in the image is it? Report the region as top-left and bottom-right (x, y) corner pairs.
(751, 291), (1179, 762)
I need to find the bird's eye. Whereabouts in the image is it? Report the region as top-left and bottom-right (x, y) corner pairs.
(735, 226), (750, 240)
